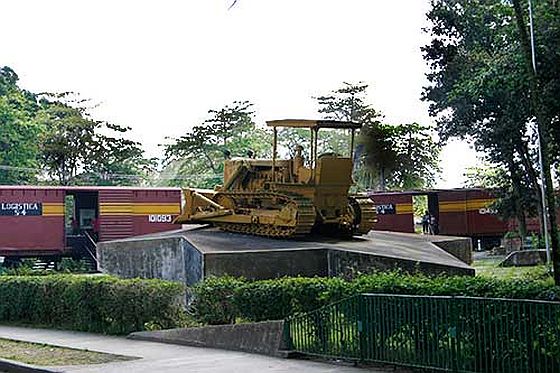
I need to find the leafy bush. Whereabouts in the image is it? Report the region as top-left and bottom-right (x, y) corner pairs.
(0, 275), (187, 334)
(190, 271), (560, 325)
(1, 259), (47, 276)
(58, 258), (89, 273)
(351, 271), (560, 301)
(504, 231), (521, 239)
(235, 277), (351, 322)
(190, 276), (246, 325)
(1, 258), (92, 276)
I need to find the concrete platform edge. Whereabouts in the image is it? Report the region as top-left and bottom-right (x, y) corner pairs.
(99, 228), (474, 284)
(0, 357), (61, 373)
(126, 333), (298, 359)
(127, 334), (289, 358)
(128, 320), (287, 357)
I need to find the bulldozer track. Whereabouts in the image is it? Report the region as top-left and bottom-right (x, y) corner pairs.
(349, 196), (376, 235)
(213, 192), (316, 238)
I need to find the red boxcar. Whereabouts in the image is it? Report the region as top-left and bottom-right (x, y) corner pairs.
(369, 192), (415, 233)
(369, 188), (524, 248)
(437, 189), (508, 237)
(0, 186), (182, 259)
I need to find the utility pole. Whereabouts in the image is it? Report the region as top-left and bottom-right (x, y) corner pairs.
(528, 0), (551, 264)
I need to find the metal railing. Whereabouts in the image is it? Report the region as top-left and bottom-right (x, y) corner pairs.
(285, 294), (560, 372)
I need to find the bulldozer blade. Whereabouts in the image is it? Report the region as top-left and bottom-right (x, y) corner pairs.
(173, 189), (231, 224)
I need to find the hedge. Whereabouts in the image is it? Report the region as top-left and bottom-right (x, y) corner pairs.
(190, 271), (560, 325)
(0, 275), (187, 334)
(190, 276), (245, 325)
(234, 277), (350, 322)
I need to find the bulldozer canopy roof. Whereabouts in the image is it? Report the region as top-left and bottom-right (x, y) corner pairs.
(266, 119), (362, 129)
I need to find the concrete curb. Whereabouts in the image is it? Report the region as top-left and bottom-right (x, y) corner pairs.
(129, 333), (296, 359)
(500, 249), (547, 267)
(0, 358), (61, 373)
(128, 320), (288, 357)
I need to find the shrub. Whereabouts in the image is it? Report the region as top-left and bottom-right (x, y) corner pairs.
(190, 271), (560, 325)
(1, 258), (48, 276)
(1, 258), (92, 276)
(58, 258), (90, 273)
(190, 276), (245, 325)
(0, 275), (187, 334)
(352, 271), (560, 301)
(235, 277), (351, 322)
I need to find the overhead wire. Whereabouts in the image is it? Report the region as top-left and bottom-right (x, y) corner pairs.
(0, 164), (222, 181)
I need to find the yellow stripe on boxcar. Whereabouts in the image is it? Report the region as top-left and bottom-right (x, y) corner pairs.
(396, 203), (414, 215)
(99, 203), (180, 216)
(132, 203), (181, 215)
(99, 203), (133, 216)
(466, 198), (495, 211)
(439, 199), (495, 213)
(42, 203), (64, 216)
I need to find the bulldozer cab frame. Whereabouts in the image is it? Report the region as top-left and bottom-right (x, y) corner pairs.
(266, 119), (362, 184)
(173, 119), (375, 238)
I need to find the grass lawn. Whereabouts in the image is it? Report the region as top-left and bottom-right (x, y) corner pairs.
(0, 338), (136, 366)
(472, 254), (551, 280)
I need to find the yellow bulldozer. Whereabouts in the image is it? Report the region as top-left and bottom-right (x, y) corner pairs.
(173, 119), (375, 238)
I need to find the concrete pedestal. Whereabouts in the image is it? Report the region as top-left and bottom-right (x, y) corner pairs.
(97, 226), (474, 285)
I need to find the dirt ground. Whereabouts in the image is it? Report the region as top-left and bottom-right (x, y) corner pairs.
(0, 338), (136, 366)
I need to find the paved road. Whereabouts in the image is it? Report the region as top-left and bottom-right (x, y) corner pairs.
(0, 326), (384, 373)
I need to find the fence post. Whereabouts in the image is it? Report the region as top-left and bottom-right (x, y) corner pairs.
(357, 294), (366, 363)
(283, 318), (292, 351)
(450, 297), (459, 373)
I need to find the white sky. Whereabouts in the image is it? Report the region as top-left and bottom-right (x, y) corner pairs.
(1, 0), (479, 188)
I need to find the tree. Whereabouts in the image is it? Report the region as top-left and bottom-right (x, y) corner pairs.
(315, 82), (440, 191)
(0, 67), (153, 186)
(423, 0), (560, 282)
(277, 128), (311, 159)
(357, 122), (398, 191)
(0, 66), (45, 184)
(38, 94), (154, 186)
(389, 123), (441, 189)
(78, 123), (156, 186)
(512, 0), (560, 282)
(163, 101), (272, 187)
(423, 1), (530, 228)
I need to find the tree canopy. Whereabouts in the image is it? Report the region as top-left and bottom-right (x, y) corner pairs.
(423, 0), (560, 281)
(423, 0), (560, 220)
(0, 66), (153, 186)
(38, 94), (155, 185)
(162, 101), (272, 187)
(0, 67), (44, 184)
(315, 82), (440, 191)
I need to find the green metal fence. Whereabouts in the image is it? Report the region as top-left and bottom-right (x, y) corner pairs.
(285, 294), (560, 372)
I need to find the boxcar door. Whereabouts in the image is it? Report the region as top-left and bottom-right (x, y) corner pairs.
(427, 192), (440, 234)
(98, 189), (134, 241)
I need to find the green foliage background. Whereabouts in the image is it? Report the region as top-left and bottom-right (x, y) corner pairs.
(0, 67), (45, 184)
(0, 67), (155, 186)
